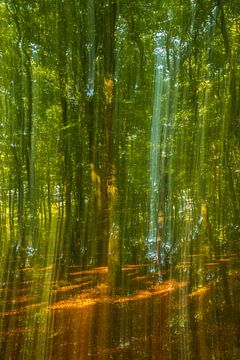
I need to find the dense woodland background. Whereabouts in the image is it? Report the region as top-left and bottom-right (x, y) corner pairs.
(0, 1), (240, 359)
(0, 0), (240, 289)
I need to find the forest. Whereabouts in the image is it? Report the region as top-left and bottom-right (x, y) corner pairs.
(0, 0), (240, 359)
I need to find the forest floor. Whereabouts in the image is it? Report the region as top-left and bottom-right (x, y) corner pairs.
(0, 259), (240, 359)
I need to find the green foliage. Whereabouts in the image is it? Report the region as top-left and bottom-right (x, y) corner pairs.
(0, 0), (239, 272)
